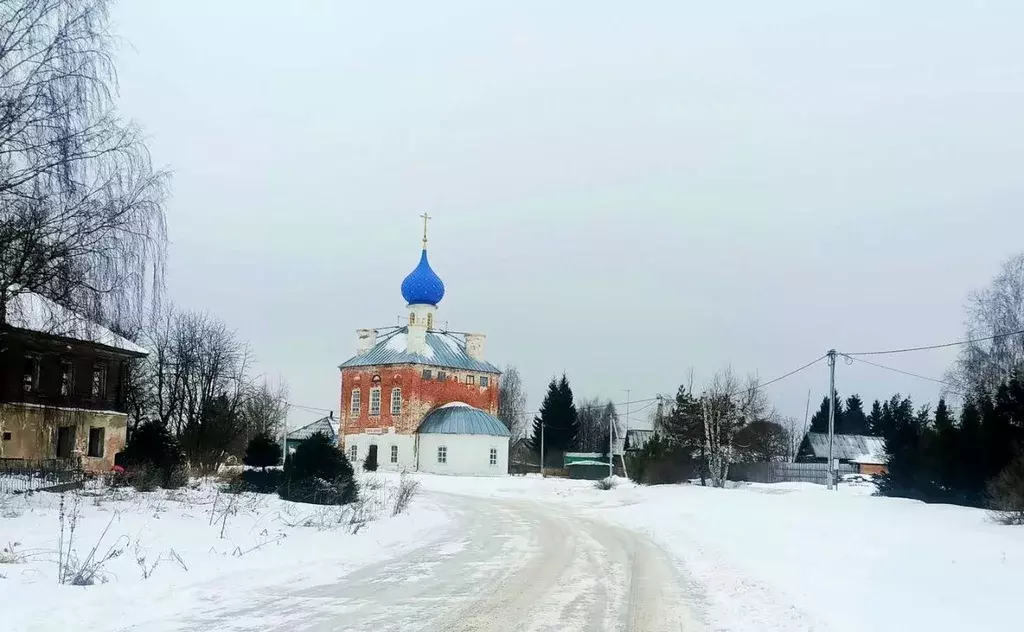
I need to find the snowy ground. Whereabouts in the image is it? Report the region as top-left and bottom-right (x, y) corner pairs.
(405, 473), (1024, 632)
(0, 477), (449, 631)
(3, 474), (1021, 631)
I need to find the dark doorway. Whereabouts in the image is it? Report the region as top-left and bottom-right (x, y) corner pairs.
(368, 444), (378, 464)
(56, 426), (75, 459)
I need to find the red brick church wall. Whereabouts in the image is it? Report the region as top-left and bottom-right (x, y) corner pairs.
(340, 364), (499, 437)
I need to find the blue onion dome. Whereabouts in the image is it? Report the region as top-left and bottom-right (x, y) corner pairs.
(400, 249), (445, 305)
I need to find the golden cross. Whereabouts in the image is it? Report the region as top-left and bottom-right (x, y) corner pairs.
(420, 212), (432, 247)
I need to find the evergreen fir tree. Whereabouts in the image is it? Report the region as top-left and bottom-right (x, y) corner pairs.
(867, 399), (884, 435)
(843, 394), (869, 435)
(930, 398), (959, 499)
(809, 394), (844, 434)
(243, 432), (282, 470)
(659, 385), (706, 483)
(529, 374), (579, 460)
(876, 395), (931, 499)
(957, 398), (985, 503)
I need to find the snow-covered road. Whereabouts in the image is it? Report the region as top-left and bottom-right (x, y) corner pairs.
(199, 491), (698, 632)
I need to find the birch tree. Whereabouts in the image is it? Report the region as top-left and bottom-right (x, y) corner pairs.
(0, 0), (168, 329)
(700, 369), (773, 486)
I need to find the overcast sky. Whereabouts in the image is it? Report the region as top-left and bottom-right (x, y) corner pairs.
(110, 1), (1024, 430)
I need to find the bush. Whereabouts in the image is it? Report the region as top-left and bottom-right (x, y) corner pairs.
(988, 454), (1024, 525)
(236, 469), (284, 494)
(123, 465), (161, 492)
(625, 434), (696, 485)
(280, 476), (357, 506)
(120, 421), (183, 471)
(363, 448), (378, 472)
(392, 473), (419, 516)
(280, 432), (357, 505)
(593, 477), (617, 490)
(243, 432), (282, 469)
(119, 421), (187, 489)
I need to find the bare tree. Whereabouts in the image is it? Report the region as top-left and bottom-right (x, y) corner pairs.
(574, 397), (620, 453)
(733, 420), (790, 463)
(497, 365), (527, 438)
(781, 415), (808, 462)
(124, 305), (254, 472)
(0, 0), (168, 331)
(700, 369), (772, 487)
(239, 378), (288, 440)
(949, 253), (1024, 395)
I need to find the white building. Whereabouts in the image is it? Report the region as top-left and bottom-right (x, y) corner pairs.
(415, 402), (510, 476)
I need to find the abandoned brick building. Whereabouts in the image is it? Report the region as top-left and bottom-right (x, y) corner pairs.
(0, 290), (147, 473)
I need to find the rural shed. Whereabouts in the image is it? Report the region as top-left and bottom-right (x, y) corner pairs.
(796, 432), (888, 475)
(286, 415), (337, 453)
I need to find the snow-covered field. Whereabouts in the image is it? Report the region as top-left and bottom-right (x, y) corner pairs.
(0, 477), (449, 632)
(2, 473), (1021, 632)
(407, 473), (1024, 632)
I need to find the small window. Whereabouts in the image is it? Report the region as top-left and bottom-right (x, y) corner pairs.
(350, 389), (361, 415)
(391, 387), (402, 415)
(452, 375), (459, 384)
(60, 359), (74, 396)
(91, 362), (107, 399)
(22, 354), (40, 393)
(467, 375), (475, 386)
(349, 444), (358, 461)
(88, 427), (105, 458)
(480, 376), (489, 388)
(369, 387), (381, 416)
(2, 432), (11, 441)
(489, 447), (498, 466)
(437, 445), (447, 464)
(437, 371), (447, 381)
(409, 312), (416, 325)
(426, 313), (434, 329)
(390, 444), (398, 463)
(422, 369), (432, 380)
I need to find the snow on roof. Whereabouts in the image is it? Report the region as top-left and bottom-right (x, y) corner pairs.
(439, 401), (471, 408)
(3, 290), (148, 355)
(339, 326), (499, 373)
(803, 433), (886, 465)
(287, 416), (337, 442)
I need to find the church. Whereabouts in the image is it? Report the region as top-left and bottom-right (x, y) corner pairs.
(337, 218), (509, 476)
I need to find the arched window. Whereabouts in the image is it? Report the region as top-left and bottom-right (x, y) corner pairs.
(350, 389), (361, 415)
(369, 387), (381, 416)
(409, 312), (416, 325)
(391, 387), (402, 415)
(426, 313), (433, 329)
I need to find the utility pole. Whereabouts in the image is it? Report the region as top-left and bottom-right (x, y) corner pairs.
(827, 349), (837, 490)
(608, 399), (614, 478)
(540, 418), (545, 477)
(620, 389), (632, 479)
(281, 401), (291, 467)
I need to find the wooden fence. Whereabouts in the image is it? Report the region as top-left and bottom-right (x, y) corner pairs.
(0, 457), (84, 494)
(728, 461), (859, 485)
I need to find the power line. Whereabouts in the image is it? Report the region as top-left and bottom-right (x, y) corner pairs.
(840, 354), (965, 394)
(842, 328), (1024, 357)
(286, 402), (336, 415)
(728, 354), (828, 397)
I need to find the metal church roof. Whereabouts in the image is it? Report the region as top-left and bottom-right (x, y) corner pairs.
(417, 403), (511, 437)
(338, 327), (501, 374)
